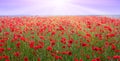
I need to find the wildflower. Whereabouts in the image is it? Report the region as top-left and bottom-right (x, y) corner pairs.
(5, 59), (10, 61)
(7, 48), (11, 51)
(107, 33), (115, 38)
(55, 56), (59, 60)
(80, 59), (83, 61)
(0, 44), (3, 47)
(3, 55), (9, 59)
(105, 41), (109, 48)
(38, 41), (44, 48)
(55, 56), (62, 60)
(59, 26), (64, 31)
(111, 44), (116, 50)
(86, 54), (90, 59)
(68, 39), (74, 44)
(114, 49), (120, 53)
(20, 36), (26, 41)
(34, 45), (42, 50)
(107, 56), (111, 60)
(4, 32), (9, 35)
(39, 36), (45, 40)
(62, 46), (66, 48)
(0, 48), (4, 53)
(95, 34), (102, 40)
(29, 41), (35, 48)
(81, 42), (88, 47)
(0, 56), (3, 60)
(74, 58), (79, 61)
(50, 39), (56, 46)
(92, 57), (101, 61)
(0, 28), (2, 32)
(14, 52), (20, 57)
(16, 41), (20, 48)
(86, 33), (91, 38)
(92, 46), (100, 51)
(104, 26), (112, 32)
(47, 46), (52, 51)
(24, 56), (29, 61)
(68, 51), (72, 56)
(113, 55), (120, 59)
(51, 31), (56, 36)
(37, 58), (41, 61)
(61, 37), (66, 44)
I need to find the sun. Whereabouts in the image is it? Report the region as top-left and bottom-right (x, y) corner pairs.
(28, 0), (71, 8)
(51, 0), (70, 7)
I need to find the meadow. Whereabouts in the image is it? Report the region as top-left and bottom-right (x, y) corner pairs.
(0, 16), (120, 61)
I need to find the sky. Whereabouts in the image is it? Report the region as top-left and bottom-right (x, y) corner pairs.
(0, 0), (120, 16)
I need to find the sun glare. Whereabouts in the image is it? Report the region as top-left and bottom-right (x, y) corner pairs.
(51, 0), (70, 7)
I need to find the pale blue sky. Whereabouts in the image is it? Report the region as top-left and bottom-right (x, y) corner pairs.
(0, 0), (120, 15)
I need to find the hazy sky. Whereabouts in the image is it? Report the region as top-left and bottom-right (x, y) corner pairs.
(0, 0), (120, 15)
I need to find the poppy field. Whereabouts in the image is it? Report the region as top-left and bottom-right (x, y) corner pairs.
(0, 16), (120, 61)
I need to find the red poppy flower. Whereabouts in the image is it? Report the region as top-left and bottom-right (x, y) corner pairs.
(51, 31), (56, 36)
(50, 39), (56, 46)
(0, 56), (3, 60)
(7, 48), (12, 51)
(37, 57), (41, 61)
(86, 54), (90, 59)
(107, 56), (111, 60)
(58, 26), (64, 31)
(4, 32), (9, 35)
(14, 51), (20, 57)
(29, 41), (35, 48)
(61, 37), (66, 44)
(81, 42), (88, 47)
(16, 41), (20, 48)
(80, 59), (83, 61)
(0, 44), (3, 47)
(20, 36), (26, 41)
(113, 55), (120, 59)
(3, 55), (9, 59)
(55, 56), (59, 60)
(111, 44), (116, 50)
(74, 58), (79, 61)
(92, 57), (101, 61)
(24, 56), (29, 61)
(34, 45), (42, 50)
(0, 48), (4, 53)
(0, 28), (2, 32)
(86, 33), (91, 38)
(5, 59), (10, 61)
(95, 34), (102, 40)
(92, 46), (100, 51)
(47, 46), (52, 51)
(68, 39), (74, 44)
(104, 26), (112, 32)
